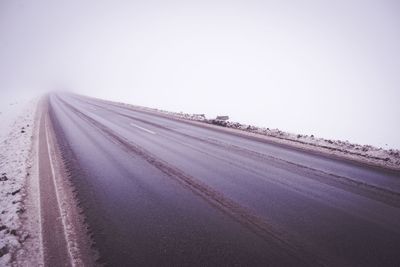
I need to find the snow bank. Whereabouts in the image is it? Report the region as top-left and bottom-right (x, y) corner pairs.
(0, 98), (38, 266)
(215, 121), (400, 169)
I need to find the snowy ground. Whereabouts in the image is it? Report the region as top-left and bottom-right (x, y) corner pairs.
(0, 97), (34, 143)
(0, 97), (38, 266)
(109, 100), (400, 171)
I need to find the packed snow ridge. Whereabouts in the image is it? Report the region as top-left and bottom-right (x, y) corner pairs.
(0, 99), (37, 265)
(111, 101), (400, 171)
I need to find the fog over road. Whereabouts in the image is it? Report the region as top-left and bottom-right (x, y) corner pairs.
(47, 93), (400, 266)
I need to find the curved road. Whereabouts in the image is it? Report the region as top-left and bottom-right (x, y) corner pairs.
(47, 93), (400, 266)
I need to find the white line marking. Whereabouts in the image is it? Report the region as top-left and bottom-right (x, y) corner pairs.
(130, 123), (156, 134)
(45, 116), (76, 267)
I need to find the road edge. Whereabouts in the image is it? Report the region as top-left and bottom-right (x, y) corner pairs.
(49, 103), (100, 266)
(43, 96), (98, 266)
(16, 96), (97, 266)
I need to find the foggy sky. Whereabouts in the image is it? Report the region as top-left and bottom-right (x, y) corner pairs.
(1, 0), (399, 149)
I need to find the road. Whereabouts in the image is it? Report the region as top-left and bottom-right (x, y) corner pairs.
(46, 93), (400, 266)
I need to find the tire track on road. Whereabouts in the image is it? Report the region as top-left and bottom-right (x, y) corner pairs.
(57, 95), (342, 267)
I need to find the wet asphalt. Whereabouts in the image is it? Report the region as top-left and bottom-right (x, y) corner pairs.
(48, 93), (400, 267)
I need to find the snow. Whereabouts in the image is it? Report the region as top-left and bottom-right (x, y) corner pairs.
(0, 97), (32, 143)
(0, 97), (38, 266)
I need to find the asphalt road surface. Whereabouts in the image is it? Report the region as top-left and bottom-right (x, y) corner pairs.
(47, 93), (400, 266)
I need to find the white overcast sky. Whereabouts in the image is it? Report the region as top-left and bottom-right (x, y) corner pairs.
(1, 0), (399, 148)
